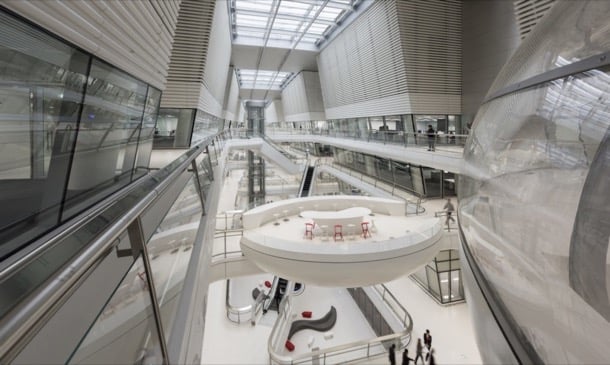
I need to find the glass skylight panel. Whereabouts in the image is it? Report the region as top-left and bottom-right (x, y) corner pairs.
(236, 69), (292, 90)
(231, 0), (357, 49)
(236, 0), (273, 13)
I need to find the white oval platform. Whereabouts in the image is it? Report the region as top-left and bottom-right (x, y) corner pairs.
(240, 196), (444, 287)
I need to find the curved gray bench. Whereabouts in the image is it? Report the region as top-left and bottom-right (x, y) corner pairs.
(288, 306), (337, 340)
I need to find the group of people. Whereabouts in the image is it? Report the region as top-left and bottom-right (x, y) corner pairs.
(389, 330), (435, 365)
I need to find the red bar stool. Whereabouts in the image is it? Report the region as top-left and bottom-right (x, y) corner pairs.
(361, 221), (371, 238)
(333, 224), (343, 241)
(304, 223), (314, 239)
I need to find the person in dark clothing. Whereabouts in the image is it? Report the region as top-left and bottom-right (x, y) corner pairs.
(414, 338), (424, 364)
(424, 329), (432, 349)
(428, 348), (436, 365)
(402, 348), (413, 365)
(426, 125), (436, 151)
(389, 343), (396, 365)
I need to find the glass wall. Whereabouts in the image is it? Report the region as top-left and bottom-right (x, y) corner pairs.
(411, 249), (464, 304)
(0, 9), (161, 259)
(154, 109), (195, 148)
(191, 110), (225, 146)
(331, 147), (455, 198)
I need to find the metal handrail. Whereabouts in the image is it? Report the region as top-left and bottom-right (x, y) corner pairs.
(225, 279), (254, 324)
(0, 135), (218, 361)
(267, 285), (413, 365)
(373, 284), (413, 330)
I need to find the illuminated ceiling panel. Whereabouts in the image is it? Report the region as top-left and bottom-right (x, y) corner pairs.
(236, 69), (293, 90)
(231, 0), (360, 49)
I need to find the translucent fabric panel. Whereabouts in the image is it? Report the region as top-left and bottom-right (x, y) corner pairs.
(459, 66), (610, 364)
(488, 1), (610, 97)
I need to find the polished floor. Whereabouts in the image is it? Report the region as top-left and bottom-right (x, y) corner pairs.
(198, 149), (481, 364)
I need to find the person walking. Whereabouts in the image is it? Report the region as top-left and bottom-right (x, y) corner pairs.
(424, 329), (432, 360)
(389, 343), (396, 365)
(423, 329), (432, 349)
(402, 348), (413, 365)
(414, 338), (424, 364)
(428, 348), (436, 365)
(443, 198), (456, 229)
(426, 125), (436, 151)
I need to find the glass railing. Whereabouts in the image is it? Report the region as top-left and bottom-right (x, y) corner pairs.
(266, 127), (468, 152)
(0, 131), (227, 364)
(315, 159), (425, 215)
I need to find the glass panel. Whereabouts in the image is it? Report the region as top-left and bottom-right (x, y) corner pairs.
(196, 153), (214, 197)
(134, 87), (160, 179)
(443, 171), (456, 197)
(422, 167), (441, 198)
(0, 179), (154, 317)
(436, 250), (451, 261)
(63, 59), (148, 220)
(450, 270), (464, 301)
(426, 266), (441, 301)
(373, 156), (393, 184)
(192, 110), (223, 146)
(232, 0), (355, 48)
(14, 232), (136, 364)
(147, 176), (202, 343)
(439, 271), (450, 303)
(393, 161), (413, 191)
(410, 166), (425, 196)
(68, 255), (164, 364)
(0, 11), (89, 257)
(154, 108), (195, 148)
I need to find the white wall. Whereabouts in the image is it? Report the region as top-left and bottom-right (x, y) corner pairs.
(200, 0), (232, 117)
(318, 0), (462, 119)
(161, 0), (233, 119)
(2, 0), (180, 90)
(281, 71), (325, 122)
(223, 67), (240, 121)
(265, 100), (285, 125)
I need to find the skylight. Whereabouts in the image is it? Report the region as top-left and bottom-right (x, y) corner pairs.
(230, 0), (360, 50)
(236, 69), (293, 90)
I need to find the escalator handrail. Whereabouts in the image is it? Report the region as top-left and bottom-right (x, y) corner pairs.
(0, 135), (218, 361)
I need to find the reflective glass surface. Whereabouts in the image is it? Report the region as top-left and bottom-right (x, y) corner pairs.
(459, 34), (610, 364)
(134, 88), (161, 179)
(0, 10), (161, 256)
(147, 176), (202, 343)
(63, 60), (148, 219)
(154, 108), (195, 149)
(0, 11), (88, 257)
(68, 255), (164, 364)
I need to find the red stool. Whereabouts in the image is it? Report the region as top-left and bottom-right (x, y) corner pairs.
(305, 223), (314, 239)
(361, 221), (371, 238)
(333, 225), (343, 241)
(302, 311), (312, 318)
(285, 340), (295, 352)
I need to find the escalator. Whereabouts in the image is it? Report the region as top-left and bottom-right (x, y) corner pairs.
(299, 166), (315, 197)
(265, 277), (304, 313)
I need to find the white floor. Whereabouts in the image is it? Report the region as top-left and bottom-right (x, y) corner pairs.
(200, 148), (481, 364)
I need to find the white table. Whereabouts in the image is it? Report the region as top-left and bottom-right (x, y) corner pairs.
(300, 207), (372, 235)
